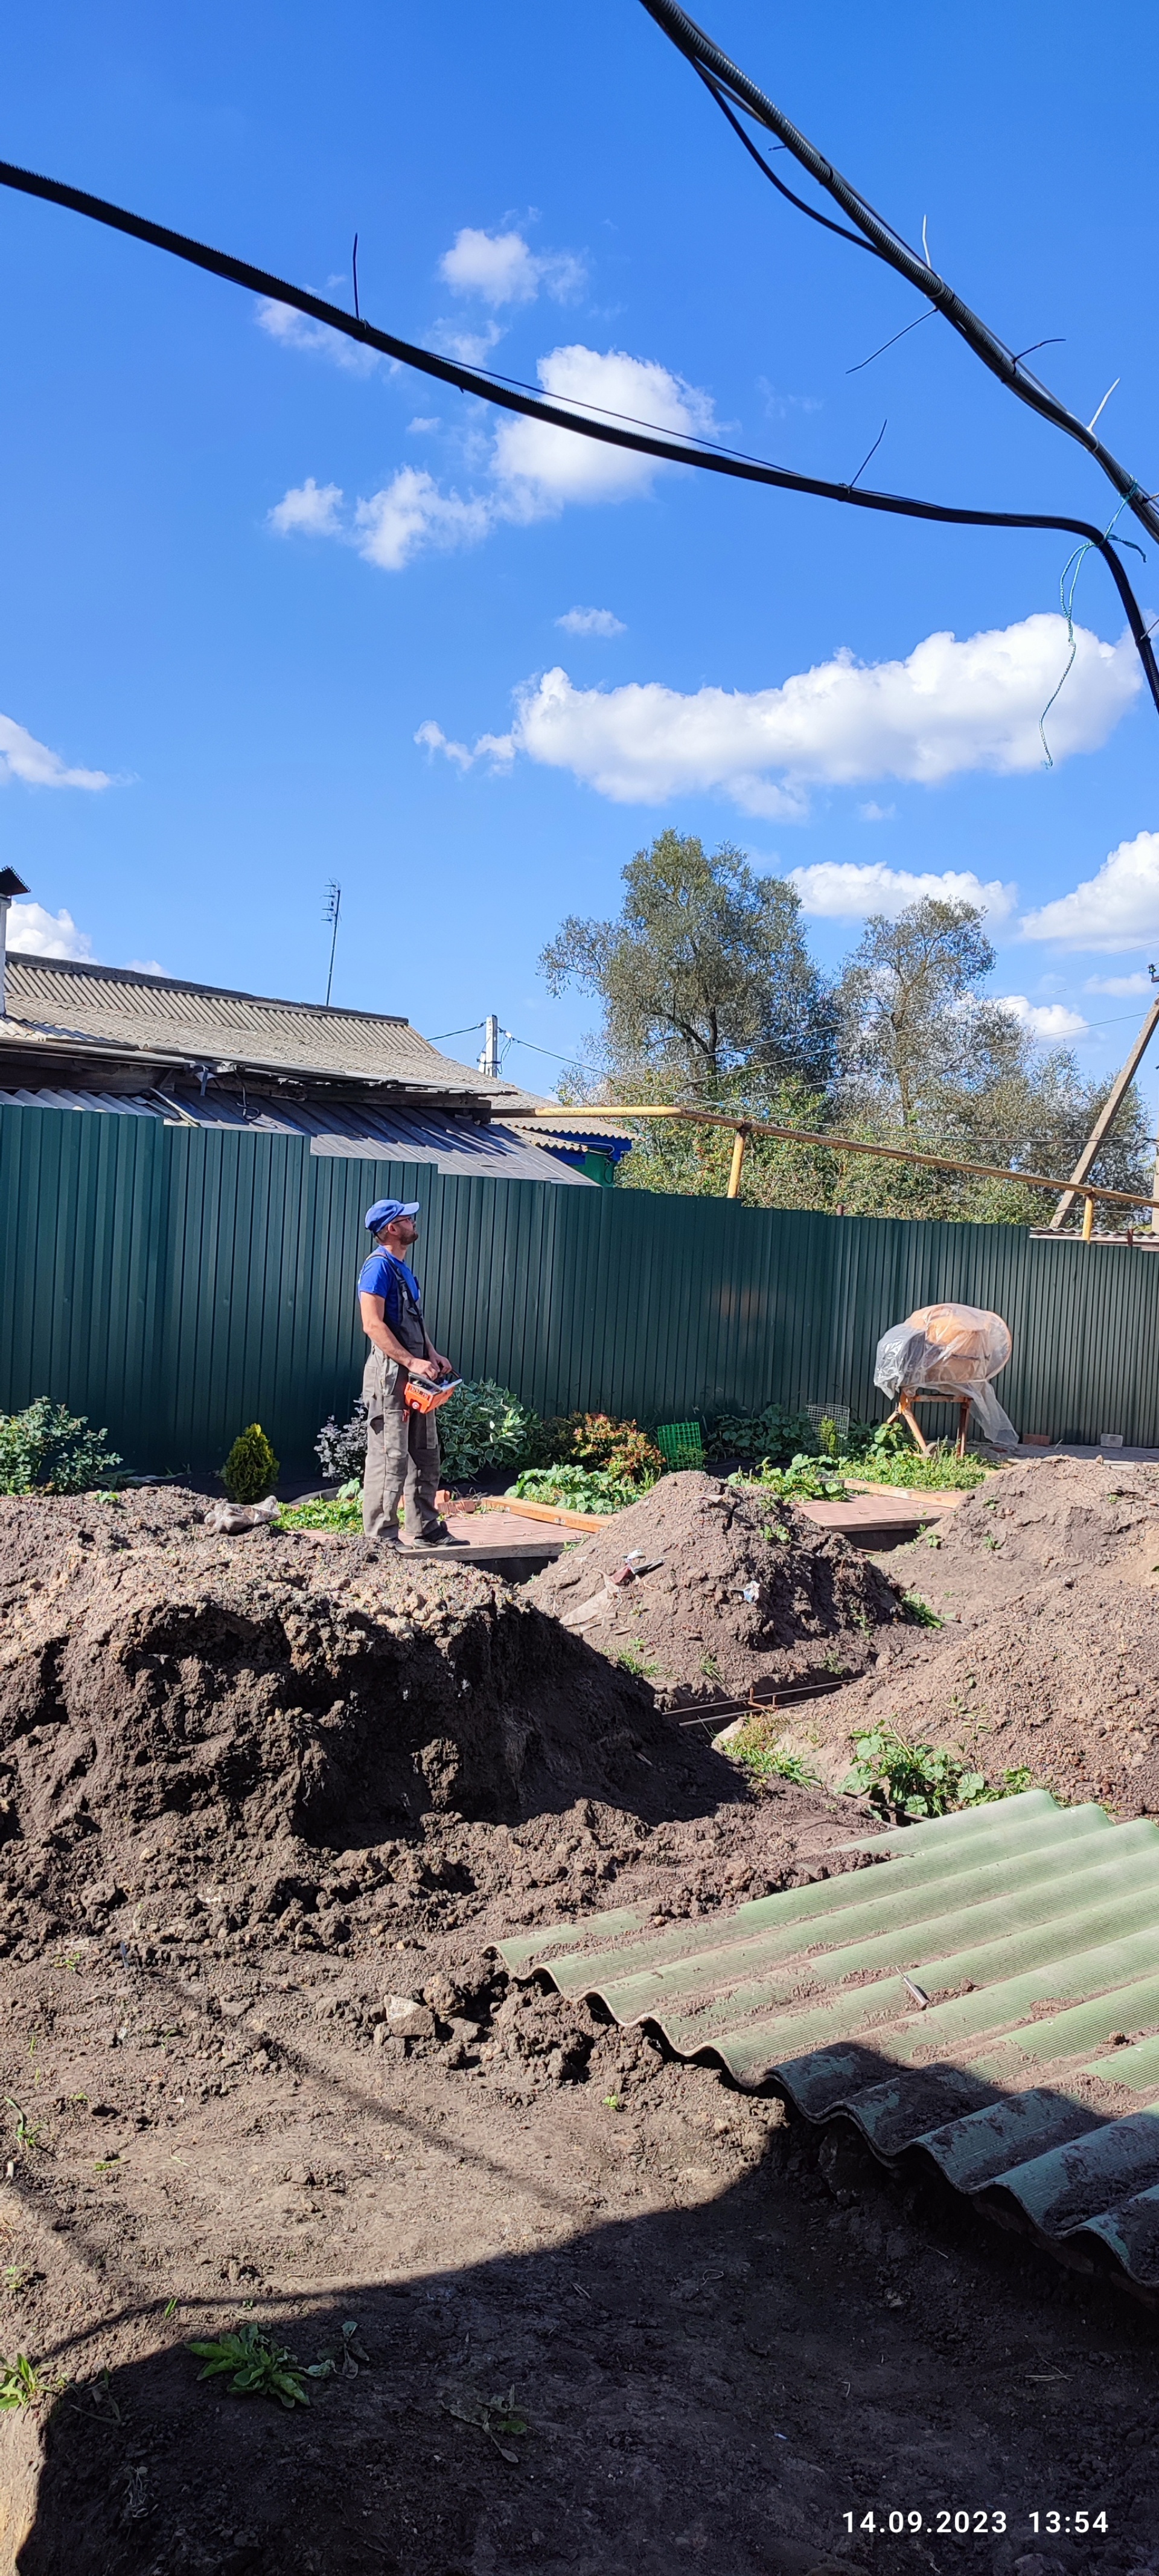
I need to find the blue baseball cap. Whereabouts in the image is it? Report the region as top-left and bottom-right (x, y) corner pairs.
(365, 1197), (421, 1233)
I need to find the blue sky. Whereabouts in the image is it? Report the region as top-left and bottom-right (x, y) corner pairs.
(2, 0), (1157, 1110)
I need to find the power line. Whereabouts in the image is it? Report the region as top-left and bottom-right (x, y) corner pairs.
(1, 155), (1156, 716)
(638, 0), (1159, 551)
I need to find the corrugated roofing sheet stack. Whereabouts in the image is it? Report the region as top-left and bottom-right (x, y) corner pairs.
(499, 1790), (1159, 2294)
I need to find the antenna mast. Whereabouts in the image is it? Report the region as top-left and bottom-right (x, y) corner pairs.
(323, 881), (342, 1008)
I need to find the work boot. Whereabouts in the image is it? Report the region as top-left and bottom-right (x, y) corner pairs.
(404, 1521), (465, 1548)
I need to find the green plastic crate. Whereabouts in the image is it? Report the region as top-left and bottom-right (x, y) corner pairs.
(656, 1420), (705, 1470)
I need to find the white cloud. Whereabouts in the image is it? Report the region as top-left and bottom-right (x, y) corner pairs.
(273, 344), (713, 577)
(267, 478), (344, 537)
(354, 470), (493, 572)
(1085, 970), (1153, 995)
(1020, 830), (1159, 951)
(124, 957), (165, 976)
(995, 994), (1089, 1041)
(788, 863), (1017, 922)
(858, 800), (895, 822)
(407, 417), (440, 435)
(0, 714), (111, 792)
(7, 902), (94, 960)
(557, 606), (626, 637)
(433, 614), (1135, 813)
(415, 719), (514, 772)
(759, 379), (823, 420)
(492, 345), (714, 510)
(439, 320), (505, 366)
(438, 227), (585, 307)
(255, 300), (381, 374)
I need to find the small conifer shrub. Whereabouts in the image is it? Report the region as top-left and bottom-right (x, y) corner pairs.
(221, 1423), (279, 1504)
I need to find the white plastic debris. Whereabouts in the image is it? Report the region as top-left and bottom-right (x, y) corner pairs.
(202, 1495), (281, 1535)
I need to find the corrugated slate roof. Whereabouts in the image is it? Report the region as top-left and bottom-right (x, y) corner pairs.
(0, 1086), (593, 1183)
(499, 1790), (1159, 2295)
(1, 956), (543, 1110)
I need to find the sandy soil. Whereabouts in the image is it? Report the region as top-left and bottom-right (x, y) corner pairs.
(773, 1458), (1159, 1816)
(0, 1478), (1155, 2575)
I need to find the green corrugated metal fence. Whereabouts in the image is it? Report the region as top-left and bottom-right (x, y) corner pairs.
(2, 1101), (1158, 1474)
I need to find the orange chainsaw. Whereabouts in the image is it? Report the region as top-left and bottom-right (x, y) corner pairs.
(403, 1373), (461, 1416)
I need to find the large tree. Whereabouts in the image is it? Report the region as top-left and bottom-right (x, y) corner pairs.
(834, 897), (1021, 1126)
(832, 897), (1150, 1225)
(540, 829), (835, 1098)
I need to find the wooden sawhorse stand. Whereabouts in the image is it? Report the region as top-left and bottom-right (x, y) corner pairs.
(884, 1391), (973, 1458)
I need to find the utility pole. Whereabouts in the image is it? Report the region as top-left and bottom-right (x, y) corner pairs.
(1049, 976), (1159, 1231)
(477, 1014), (501, 1078)
(323, 882), (341, 1008)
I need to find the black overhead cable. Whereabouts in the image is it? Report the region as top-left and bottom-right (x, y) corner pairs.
(0, 154), (1156, 718)
(689, 62), (886, 260)
(637, 0), (1159, 549)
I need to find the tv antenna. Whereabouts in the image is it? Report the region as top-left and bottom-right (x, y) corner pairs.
(323, 880), (342, 1007)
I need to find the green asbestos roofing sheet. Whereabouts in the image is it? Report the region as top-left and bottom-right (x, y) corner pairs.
(498, 1790), (1159, 2294)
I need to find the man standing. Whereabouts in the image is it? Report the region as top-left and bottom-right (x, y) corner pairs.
(358, 1199), (461, 1549)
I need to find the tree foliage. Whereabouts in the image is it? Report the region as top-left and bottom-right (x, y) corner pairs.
(540, 830), (834, 1096)
(835, 900), (1018, 1127)
(544, 860), (1152, 1230)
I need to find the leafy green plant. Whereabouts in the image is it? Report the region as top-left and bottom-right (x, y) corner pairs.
(437, 1380), (535, 1483)
(841, 1723), (988, 1821)
(314, 1401), (368, 1484)
(187, 2323), (309, 2409)
(519, 1410), (662, 1488)
(220, 1424), (279, 1505)
(0, 2354), (43, 2408)
(843, 1433), (992, 1491)
(509, 1463), (636, 1514)
(733, 1453), (849, 1501)
(616, 1644), (660, 1677)
(726, 1721), (819, 1787)
(439, 2380), (528, 2462)
(901, 1591), (943, 1628)
(706, 1402), (816, 1466)
(0, 1399), (121, 1496)
(278, 1479), (362, 1531)
(5, 2099), (41, 2153)
(568, 1413), (663, 1486)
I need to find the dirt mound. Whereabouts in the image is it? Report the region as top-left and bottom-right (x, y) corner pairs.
(913, 1453), (1159, 1607)
(526, 1469), (910, 1707)
(774, 1456), (1159, 1815)
(0, 1488), (736, 1954)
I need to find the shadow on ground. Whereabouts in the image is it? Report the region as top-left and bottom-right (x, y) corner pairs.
(9, 2043), (1159, 2576)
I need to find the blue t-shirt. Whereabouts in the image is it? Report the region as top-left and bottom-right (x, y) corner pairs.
(358, 1248), (423, 1333)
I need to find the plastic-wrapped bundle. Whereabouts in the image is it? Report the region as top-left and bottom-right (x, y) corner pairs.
(873, 1302), (1017, 1447)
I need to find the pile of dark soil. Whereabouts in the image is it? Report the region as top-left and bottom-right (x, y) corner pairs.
(526, 1470), (909, 1707)
(777, 1456), (1159, 1814)
(0, 1487), (735, 1961)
